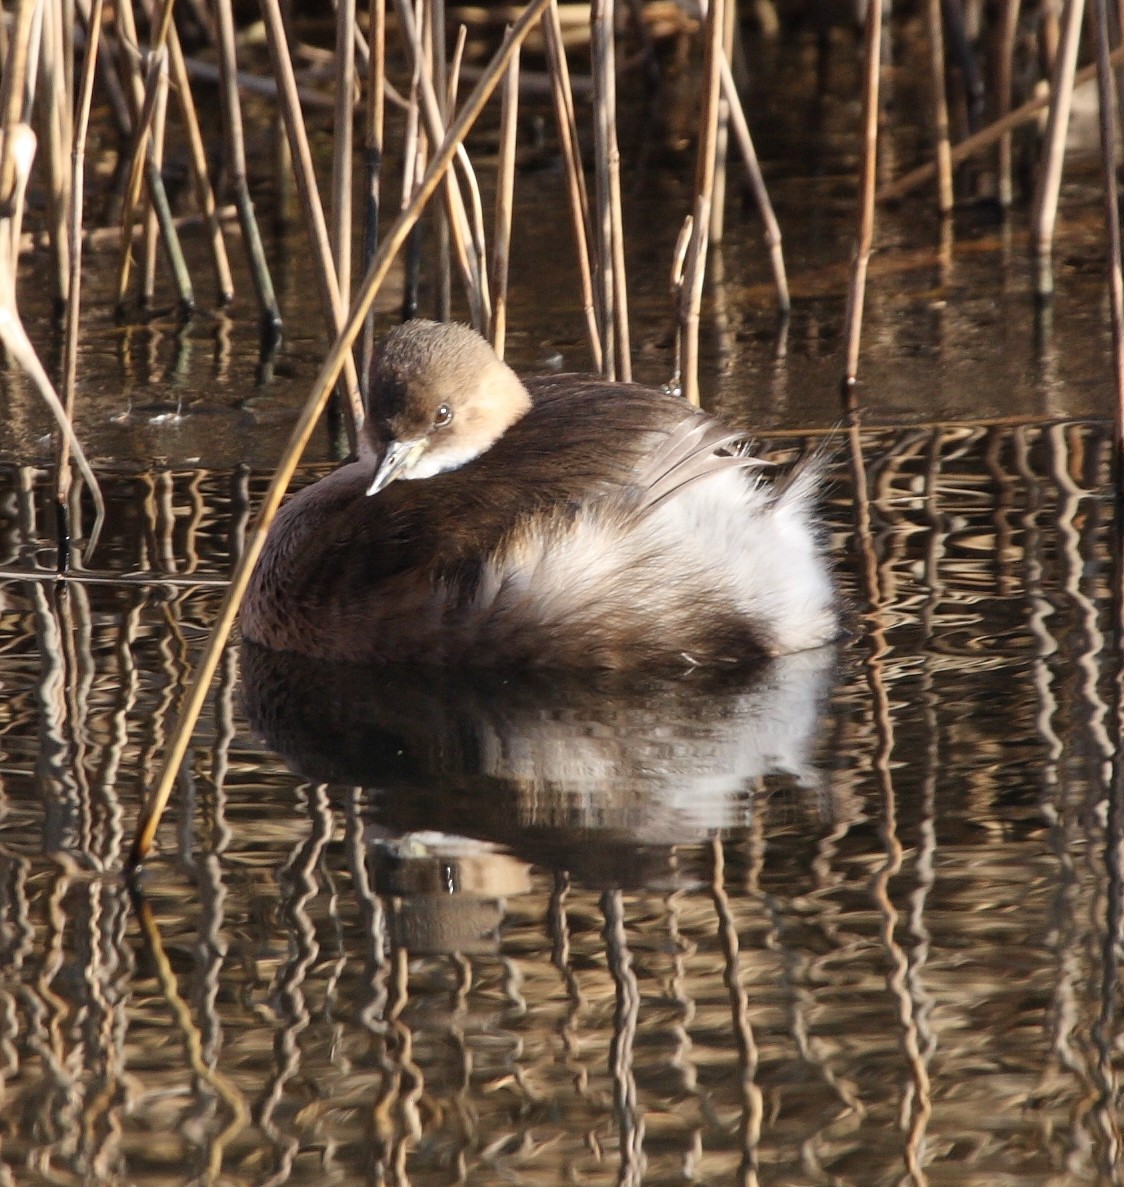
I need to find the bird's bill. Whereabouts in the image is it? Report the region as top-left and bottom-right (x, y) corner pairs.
(366, 437), (428, 495)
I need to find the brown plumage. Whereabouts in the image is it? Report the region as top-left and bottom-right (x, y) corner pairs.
(241, 320), (838, 668)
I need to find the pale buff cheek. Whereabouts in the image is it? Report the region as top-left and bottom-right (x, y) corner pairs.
(403, 439), (488, 479)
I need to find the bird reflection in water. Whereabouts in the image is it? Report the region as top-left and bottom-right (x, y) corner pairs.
(241, 641), (839, 953)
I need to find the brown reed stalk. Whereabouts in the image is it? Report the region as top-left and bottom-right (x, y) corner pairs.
(679, 0), (725, 406)
(39, 0), (73, 311)
(1031, 0), (1085, 298)
(926, 0), (953, 213)
(490, 41), (520, 359)
(707, 0), (735, 245)
(0, 0), (38, 207)
(996, 0), (1022, 207)
(332, 0), (357, 308)
(360, 0), (387, 401)
(0, 125), (105, 542)
(213, 0), (282, 332)
(840, 0), (882, 407)
(591, 0), (627, 379)
(1090, 0), (1124, 468)
(129, 0), (554, 867)
(112, 47), (194, 310)
(879, 43), (1124, 203)
(140, 56), (169, 304)
(394, 0), (489, 331)
(718, 56), (788, 312)
(58, 0), (108, 550)
(137, 0), (234, 302)
(258, 0), (364, 442)
(431, 0), (452, 321)
(541, 0), (602, 371)
(453, 143), (492, 327)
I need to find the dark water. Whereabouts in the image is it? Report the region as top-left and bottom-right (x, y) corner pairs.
(0, 23), (1122, 1187)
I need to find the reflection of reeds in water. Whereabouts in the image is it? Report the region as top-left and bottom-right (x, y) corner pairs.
(0, 420), (1122, 1180)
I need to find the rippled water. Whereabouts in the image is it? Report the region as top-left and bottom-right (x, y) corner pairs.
(0, 417), (1120, 1184)
(0, 18), (1122, 1184)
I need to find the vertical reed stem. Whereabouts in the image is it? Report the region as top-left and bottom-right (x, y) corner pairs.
(996, 0), (1022, 206)
(360, 0), (386, 402)
(215, 0), (282, 333)
(718, 56), (789, 312)
(332, 0), (357, 307)
(1031, 0), (1085, 298)
(840, 0), (882, 407)
(541, 0), (602, 370)
(490, 42), (520, 359)
(258, 0), (364, 441)
(1090, 0), (1124, 473)
(679, 0), (725, 406)
(927, 0), (954, 212)
(591, 0), (630, 379)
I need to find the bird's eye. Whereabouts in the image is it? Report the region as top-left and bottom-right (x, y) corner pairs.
(433, 403), (453, 429)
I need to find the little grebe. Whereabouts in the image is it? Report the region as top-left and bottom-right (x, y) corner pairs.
(241, 320), (838, 668)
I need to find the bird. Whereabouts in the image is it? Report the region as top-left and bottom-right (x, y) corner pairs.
(241, 319), (838, 669)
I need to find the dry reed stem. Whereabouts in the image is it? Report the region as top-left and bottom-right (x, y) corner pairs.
(926, 0), (953, 213)
(0, 125), (105, 544)
(39, 0), (73, 309)
(679, 0), (725, 406)
(878, 43), (1124, 204)
(996, 0), (1021, 206)
(718, 55), (788, 312)
(361, 0), (387, 399)
(259, 0), (363, 442)
(129, 0), (553, 867)
(73, 0), (132, 137)
(1090, 0), (1124, 466)
(1030, 0), (1085, 296)
(142, 1), (235, 302)
(454, 144), (492, 326)
(0, 0), (38, 206)
(541, 0), (602, 371)
(213, 0), (282, 331)
(58, 0), (107, 525)
(112, 48), (194, 309)
(332, 0), (357, 308)
(490, 40), (519, 358)
(431, 0), (452, 321)
(140, 55), (169, 303)
(394, 0), (489, 331)
(840, 0), (882, 405)
(707, 0), (735, 245)
(591, 0), (629, 379)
